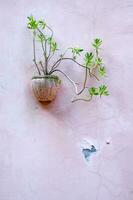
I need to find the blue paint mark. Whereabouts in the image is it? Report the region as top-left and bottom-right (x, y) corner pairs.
(82, 145), (97, 161)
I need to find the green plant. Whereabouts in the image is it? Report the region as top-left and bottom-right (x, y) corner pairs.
(27, 15), (109, 102)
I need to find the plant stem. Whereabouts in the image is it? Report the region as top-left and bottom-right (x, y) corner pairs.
(51, 57), (83, 70)
(51, 68), (89, 98)
(51, 69), (78, 93)
(88, 69), (100, 81)
(40, 42), (47, 73)
(37, 28), (48, 74)
(50, 57), (99, 81)
(51, 69), (93, 103)
(37, 26), (54, 74)
(39, 61), (45, 75)
(96, 48), (99, 58)
(46, 25), (54, 60)
(47, 52), (54, 62)
(77, 67), (88, 95)
(33, 31), (41, 75)
(71, 96), (92, 103)
(49, 48), (70, 73)
(44, 40), (48, 74)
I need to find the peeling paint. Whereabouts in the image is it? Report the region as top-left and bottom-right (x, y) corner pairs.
(82, 144), (97, 161)
(80, 138), (100, 163)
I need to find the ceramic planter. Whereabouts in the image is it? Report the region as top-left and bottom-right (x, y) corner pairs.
(31, 75), (61, 102)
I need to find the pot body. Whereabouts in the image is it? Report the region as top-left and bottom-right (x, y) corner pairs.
(31, 75), (61, 102)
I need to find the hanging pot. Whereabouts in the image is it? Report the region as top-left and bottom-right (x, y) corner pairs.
(31, 75), (61, 102)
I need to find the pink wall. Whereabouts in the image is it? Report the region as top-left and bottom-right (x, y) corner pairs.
(0, 0), (133, 199)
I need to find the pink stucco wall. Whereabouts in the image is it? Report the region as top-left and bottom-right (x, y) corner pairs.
(0, 0), (133, 199)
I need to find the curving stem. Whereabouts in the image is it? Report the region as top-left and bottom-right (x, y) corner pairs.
(50, 57), (99, 81)
(71, 96), (92, 103)
(51, 69), (79, 94)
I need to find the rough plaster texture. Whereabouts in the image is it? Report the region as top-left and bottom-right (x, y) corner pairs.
(0, 0), (133, 199)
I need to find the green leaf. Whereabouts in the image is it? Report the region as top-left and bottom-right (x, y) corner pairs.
(89, 87), (99, 96)
(37, 33), (46, 42)
(95, 57), (103, 66)
(84, 52), (94, 67)
(51, 41), (58, 52)
(71, 48), (84, 55)
(38, 20), (46, 29)
(98, 85), (109, 97)
(47, 37), (58, 52)
(92, 38), (102, 49)
(27, 15), (38, 29)
(47, 37), (52, 44)
(98, 67), (106, 77)
(89, 85), (109, 98)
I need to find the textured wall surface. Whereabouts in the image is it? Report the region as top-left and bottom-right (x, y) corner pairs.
(0, 0), (133, 200)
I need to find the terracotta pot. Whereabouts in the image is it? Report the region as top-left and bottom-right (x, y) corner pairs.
(31, 75), (61, 102)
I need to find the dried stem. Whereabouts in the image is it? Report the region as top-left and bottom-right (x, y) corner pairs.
(88, 69), (100, 81)
(71, 96), (92, 103)
(77, 67), (88, 95)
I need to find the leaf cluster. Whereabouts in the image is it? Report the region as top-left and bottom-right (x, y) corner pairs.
(98, 67), (106, 77)
(27, 16), (38, 29)
(71, 48), (84, 59)
(27, 16), (58, 53)
(95, 57), (103, 65)
(92, 38), (102, 50)
(51, 41), (58, 52)
(37, 33), (46, 42)
(89, 85), (109, 97)
(38, 20), (46, 29)
(47, 37), (58, 52)
(84, 52), (94, 68)
(27, 16), (46, 30)
(71, 48), (84, 55)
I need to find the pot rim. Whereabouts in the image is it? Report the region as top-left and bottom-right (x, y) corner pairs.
(32, 75), (61, 84)
(32, 74), (60, 80)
